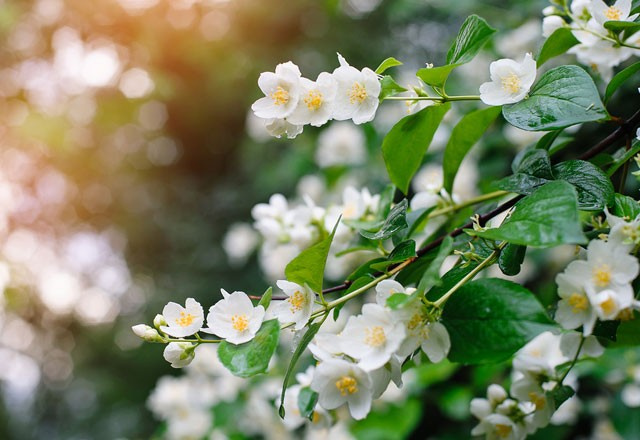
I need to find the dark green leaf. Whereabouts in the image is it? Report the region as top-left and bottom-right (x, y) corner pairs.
(611, 393), (640, 438)
(346, 259), (386, 281)
(612, 193), (640, 219)
(446, 15), (497, 65)
(285, 223), (337, 293)
(552, 160), (614, 211)
(605, 61), (640, 103)
(441, 278), (558, 364)
(297, 387), (319, 419)
(388, 240), (417, 263)
(379, 75), (408, 100)
(443, 106), (501, 193)
(611, 314), (640, 346)
(498, 244), (526, 276)
(537, 28), (579, 66)
(471, 181), (587, 247)
(418, 236), (454, 292)
(548, 385), (575, 410)
(512, 148), (554, 179)
(536, 129), (563, 151)
(382, 104), (451, 194)
(427, 262), (477, 302)
(603, 20), (640, 35)
(503, 65), (608, 131)
(494, 173), (549, 194)
(279, 321), (322, 417)
(375, 57), (403, 74)
(258, 286), (272, 309)
(416, 65), (457, 89)
(360, 199), (408, 240)
(218, 319), (280, 378)
(404, 207), (436, 239)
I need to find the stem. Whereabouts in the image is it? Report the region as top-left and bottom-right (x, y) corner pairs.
(559, 334), (585, 385)
(384, 95), (481, 102)
(432, 242), (506, 308)
(427, 190), (509, 219)
(166, 337), (222, 343)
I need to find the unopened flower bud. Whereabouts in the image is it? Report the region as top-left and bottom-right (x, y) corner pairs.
(132, 324), (164, 343)
(488, 384), (508, 404)
(163, 342), (196, 368)
(153, 314), (167, 330)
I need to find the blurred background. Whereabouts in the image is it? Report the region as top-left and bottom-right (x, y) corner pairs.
(1, 0), (639, 439)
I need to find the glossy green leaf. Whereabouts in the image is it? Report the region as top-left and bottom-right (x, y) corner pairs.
(548, 385), (575, 410)
(605, 61), (640, 103)
(443, 106), (501, 193)
(418, 236), (454, 292)
(285, 223), (336, 293)
(603, 20), (640, 35)
(297, 387), (319, 420)
(537, 28), (579, 66)
(416, 64), (457, 89)
(218, 319), (280, 378)
(379, 75), (408, 100)
(512, 148), (554, 179)
(502, 65), (608, 131)
(612, 193), (640, 219)
(427, 262), (477, 302)
(552, 160), (614, 211)
(360, 199), (408, 240)
(494, 173), (549, 195)
(446, 15), (497, 65)
(382, 103), (450, 194)
(370, 240), (416, 272)
(375, 57), (403, 74)
(471, 181), (587, 247)
(498, 244), (526, 276)
(442, 278), (557, 364)
(258, 286), (272, 310)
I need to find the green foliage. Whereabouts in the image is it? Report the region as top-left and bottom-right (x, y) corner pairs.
(498, 243), (526, 276)
(285, 223), (336, 293)
(417, 236), (454, 292)
(612, 193), (640, 219)
(257, 286), (272, 309)
(370, 240), (416, 272)
(442, 278), (558, 364)
(548, 385), (575, 410)
(297, 387), (319, 419)
(552, 160), (614, 210)
(218, 319), (280, 378)
(382, 104), (451, 194)
(416, 65), (457, 89)
(611, 393), (640, 438)
(379, 76), (408, 100)
(351, 399), (422, 440)
(472, 181), (587, 247)
(502, 65), (608, 131)
(603, 20), (640, 37)
(537, 28), (579, 66)
(360, 199), (409, 240)
(443, 106), (502, 193)
(605, 61), (640, 103)
(375, 57), (403, 74)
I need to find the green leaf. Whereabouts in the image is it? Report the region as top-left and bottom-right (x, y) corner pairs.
(370, 240), (416, 272)
(603, 20), (640, 36)
(512, 148), (554, 179)
(441, 278), (558, 364)
(498, 244), (527, 276)
(418, 236), (454, 292)
(346, 259), (386, 281)
(537, 28), (579, 66)
(427, 262), (477, 302)
(605, 61), (640, 103)
(471, 181), (587, 247)
(218, 319), (280, 378)
(375, 57), (403, 74)
(382, 103), (450, 194)
(446, 15), (497, 65)
(279, 321), (322, 418)
(611, 393), (640, 438)
(612, 193), (640, 219)
(297, 387), (319, 420)
(552, 160), (614, 211)
(258, 286), (272, 310)
(386, 290), (420, 310)
(379, 75), (408, 100)
(404, 207), (436, 239)
(494, 173), (549, 195)
(502, 65), (609, 131)
(360, 199), (409, 240)
(443, 106), (501, 193)
(334, 276), (374, 320)
(611, 312), (640, 346)
(285, 223), (337, 293)
(416, 64), (457, 89)
(548, 385), (575, 410)
(351, 399), (422, 440)
(536, 129), (563, 151)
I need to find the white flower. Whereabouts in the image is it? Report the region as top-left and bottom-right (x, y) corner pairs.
(314, 122), (367, 169)
(159, 298), (205, 338)
(471, 413), (525, 440)
(163, 342), (196, 368)
(339, 303), (406, 370)
(542, 16), (566, 37)
(201, 289), (265, 344)
(264, 117), (304, 139)
(512, 331), (568, 376)
(332, 54), (381, 124)
(419, 321), (451, 363)
(554, 270), (598, 334)
(606, 209), (640, 252)
(223, 223), (259, 267)
(590, 0), (636, 26)
(273, 280), (316, 330)
(252, 61), (302, 119)
(592, 288), (627, 320)
(510, 376), (554, 430)
(571, 0), (592, 21)
(288, 72), (337, 127)
(622, 384), (640, 407)
(310, 358), (373, 420)
(479, 53), (537, 106)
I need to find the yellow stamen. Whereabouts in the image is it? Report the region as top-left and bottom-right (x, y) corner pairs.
(271, 86), (290, 106)
(568, 293), (589, 312)
(501, 73), (521, 94)
(495, 424), (512, 438)
(593, 264), (611, 287)
(335, 376), (358, 396)
(175, 311), (195, 327)
(231, 314), (249, 332)
(304, 90), (323, 111)
(529, 392), (546, 410)
(349, 82), (368, 104)
(364, 326), (386, 347)
(288, 290), (306, 313)
(407, 313), (423, 331)
(600, 297), (617, 316)
(605, 6), (621, 20)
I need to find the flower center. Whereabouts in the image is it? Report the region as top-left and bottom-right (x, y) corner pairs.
(335, 376), (358, 396)
(495, 424), (512, 438)
(600, 296), (617, 316)
(175, 311), (195, 327)
(501, 73), (521, 94)
(231, 314), (249, 332)
(349, 82), (368, 104)
(304, 90), (323, 111)
(407, 313), (423, 331)
(605, 6), (621, 20)
(271, 86), (290, 106)
(342, 203), (358, 219)
(529, 392), (546, 410)
(288, 290), (306, 313)
(568, 293), (588, 312)
(364, 326), (386, 347)
(593, 264), (611, 287)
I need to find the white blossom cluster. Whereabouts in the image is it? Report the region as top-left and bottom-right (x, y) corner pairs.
(542, 0), (640, 80)
(471, 331), (604, 439)
(251, 55), (381, 139)
(554, 211), (640, 335)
